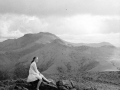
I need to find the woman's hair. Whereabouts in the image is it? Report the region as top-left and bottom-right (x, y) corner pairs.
(31, 56), (37, 63)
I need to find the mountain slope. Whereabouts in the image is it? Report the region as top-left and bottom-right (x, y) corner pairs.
(0, 32), (118, 79)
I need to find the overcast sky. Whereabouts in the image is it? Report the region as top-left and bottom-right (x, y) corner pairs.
(0, 0), (120, 47)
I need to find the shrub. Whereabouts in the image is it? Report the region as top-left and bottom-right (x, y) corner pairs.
(14, 63), (29, 79)
(0, 70), (9, 80)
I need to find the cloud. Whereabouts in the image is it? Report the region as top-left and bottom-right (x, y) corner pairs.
(0, 0), (119, 47)
(0, 0), (119, 16)
(0, 16), (22, 38)
(103, 19), (120, 34)
(44, 15), (120, 35)
(0, 38), (6, 42)
(0, 14), (48, 38)
(0, 14), (119, 47)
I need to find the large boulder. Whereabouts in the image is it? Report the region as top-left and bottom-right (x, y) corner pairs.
(14, 79), (57, 90)
(14, 79), (77, 90)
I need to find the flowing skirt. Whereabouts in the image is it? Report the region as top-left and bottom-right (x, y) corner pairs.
(27, 73), (43, 82)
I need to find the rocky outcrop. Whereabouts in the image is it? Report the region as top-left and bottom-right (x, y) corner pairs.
(0, 78), (99, 90)
(0, 79), (78, 90)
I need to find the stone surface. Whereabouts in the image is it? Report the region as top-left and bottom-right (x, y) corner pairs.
(0, 78), (98, 90)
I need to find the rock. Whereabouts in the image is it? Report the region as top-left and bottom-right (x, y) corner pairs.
(0, 79), (78, 90)
(0, 87), (5, 90)
(40, 82), (58, 90)
(71, 89), (77, 90)
(56, 80), (76, 90)
(83, 87), (97, 90)
(14, 79), (58, 90)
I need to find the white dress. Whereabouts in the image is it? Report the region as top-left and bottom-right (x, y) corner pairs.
(27, 61), (43, 82)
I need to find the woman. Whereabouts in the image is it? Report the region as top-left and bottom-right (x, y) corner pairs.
(27, 56), (51, 90)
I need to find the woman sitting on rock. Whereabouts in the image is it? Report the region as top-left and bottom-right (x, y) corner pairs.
(27, 56), (51, 90)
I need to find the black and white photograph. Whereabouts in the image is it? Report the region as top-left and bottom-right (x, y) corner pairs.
(0, 0), (120, 90)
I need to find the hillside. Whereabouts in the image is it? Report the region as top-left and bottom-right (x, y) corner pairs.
(0, 32), (119, 80)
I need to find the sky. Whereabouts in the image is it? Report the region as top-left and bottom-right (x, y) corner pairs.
(0, 0), (120, 47)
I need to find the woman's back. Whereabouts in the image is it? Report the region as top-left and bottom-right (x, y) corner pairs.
(29, 62), (39, 75)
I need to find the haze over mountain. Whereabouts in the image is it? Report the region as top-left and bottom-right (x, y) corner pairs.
(0, 32), (119, 79)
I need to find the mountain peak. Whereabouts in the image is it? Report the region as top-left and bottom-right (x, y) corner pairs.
(38, 32), (59, 39)
(100, 42), (112, 45)
(38, 32), (54, 35)
(0, 32), (62, 51)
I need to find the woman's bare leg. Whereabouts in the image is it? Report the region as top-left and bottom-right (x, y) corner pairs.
(42, 75), (51, 83)
(37, 80), (42, 90)
(40, 74), (50, 83)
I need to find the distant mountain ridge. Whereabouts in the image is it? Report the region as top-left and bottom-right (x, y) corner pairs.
(0, 32), (115, 51)
(0, 32), (119, 80)
(65, 41), (115, 48)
